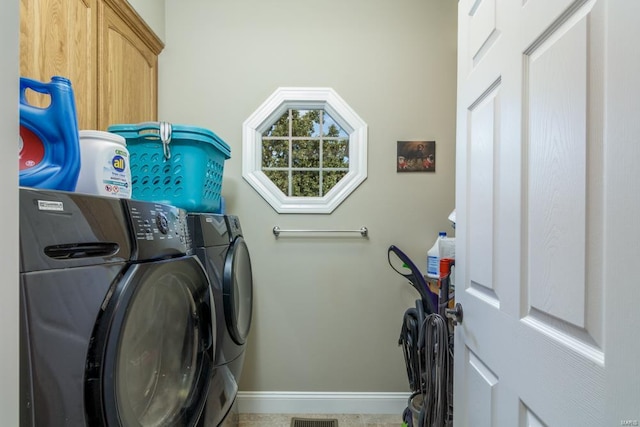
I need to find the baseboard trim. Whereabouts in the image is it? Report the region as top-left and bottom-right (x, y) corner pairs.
(236, 391), (411, 414)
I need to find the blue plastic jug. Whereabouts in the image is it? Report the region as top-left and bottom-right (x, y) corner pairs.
(19, 76), (81, 191)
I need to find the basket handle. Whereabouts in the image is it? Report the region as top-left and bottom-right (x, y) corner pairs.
(135, 121), (172, 160)
(159, 121), (172, 160)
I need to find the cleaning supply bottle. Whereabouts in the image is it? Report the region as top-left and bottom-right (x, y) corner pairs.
(439, 257), (456, 307)
(427, 231), (447, 279)
(440, 235), (456, 260)
(19, 76), (81, 191)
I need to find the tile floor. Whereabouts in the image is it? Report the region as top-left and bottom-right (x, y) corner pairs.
(238, 413), (404, 427)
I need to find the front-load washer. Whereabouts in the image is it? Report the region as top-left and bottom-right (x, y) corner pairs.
(19, 188), (214, 427)
(188, 213), (253, 426)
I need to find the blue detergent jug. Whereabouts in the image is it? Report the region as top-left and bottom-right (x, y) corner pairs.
(19, 76), (81, 191)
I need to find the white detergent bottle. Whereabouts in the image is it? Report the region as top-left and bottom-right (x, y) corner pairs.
(427, 231), (447, 279)
(75, 130), (132, 198)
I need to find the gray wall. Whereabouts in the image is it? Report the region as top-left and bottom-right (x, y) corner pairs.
(1, 0), (20, 423)
(127, 0), (166, 42)
(160, 0), (457, 392)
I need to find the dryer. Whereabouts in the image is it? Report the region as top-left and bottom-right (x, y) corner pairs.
(19, 188), (214, 427)
(188, 213), (253, 426)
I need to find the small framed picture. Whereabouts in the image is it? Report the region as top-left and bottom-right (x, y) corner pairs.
(397, 140), (436, 172)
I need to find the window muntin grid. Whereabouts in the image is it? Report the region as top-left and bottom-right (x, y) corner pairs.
(261, 109), (349, 197)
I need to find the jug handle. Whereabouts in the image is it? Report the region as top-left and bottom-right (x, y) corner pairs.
(19, 77), (54, 106)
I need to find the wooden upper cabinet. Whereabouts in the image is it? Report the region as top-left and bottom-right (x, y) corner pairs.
(19, 0), (163, 131)
(20, 0), (98, 130)
(99, 0), (163, 130)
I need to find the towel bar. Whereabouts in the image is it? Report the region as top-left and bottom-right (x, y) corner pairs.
(272, 226), (368, 238)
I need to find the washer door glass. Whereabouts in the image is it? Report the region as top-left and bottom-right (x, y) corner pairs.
(223, 237), (253, 345)
(93, 256), (213, 427)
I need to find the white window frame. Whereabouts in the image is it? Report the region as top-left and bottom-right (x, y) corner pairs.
(242, 87), (368, 214)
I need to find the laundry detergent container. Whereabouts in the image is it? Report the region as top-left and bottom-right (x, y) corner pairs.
(75, 130), (131, 199)
(19, 76), (81, 191)
(108, 122), (231, 213)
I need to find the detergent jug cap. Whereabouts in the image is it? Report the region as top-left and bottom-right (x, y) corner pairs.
(51, 76), (71, 84)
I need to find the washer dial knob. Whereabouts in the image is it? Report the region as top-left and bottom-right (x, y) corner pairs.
(155, 212), (169, 234)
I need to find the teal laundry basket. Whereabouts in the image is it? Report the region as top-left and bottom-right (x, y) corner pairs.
(108, 122), (231, 213)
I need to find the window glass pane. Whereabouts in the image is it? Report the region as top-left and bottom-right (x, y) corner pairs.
(292, 171), (319, 197)
(264, 170), (288, 195)
(263, 111), (289, 137)
(292, 140), (320, 168)
(323, 112), (349, 138)
(262, 139), (289, 168)
(291, 109), (321, 137)
(322, 171), (347, 195)
(310, 110), (321, 137)
(323, 140), (349, 168)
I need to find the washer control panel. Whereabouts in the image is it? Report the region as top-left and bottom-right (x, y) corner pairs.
(124, 199), (190, 260)
(225, 214), (243, 239)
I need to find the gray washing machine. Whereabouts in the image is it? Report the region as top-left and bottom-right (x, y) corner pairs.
(188, 213), (253, 426)
(19, 188), (215, 426)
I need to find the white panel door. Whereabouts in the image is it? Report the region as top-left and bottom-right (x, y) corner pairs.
(454, 0), (640, 425)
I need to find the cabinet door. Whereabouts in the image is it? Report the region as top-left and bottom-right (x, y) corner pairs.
(99, 1), (160, 130)
(20, 0), (98, 130)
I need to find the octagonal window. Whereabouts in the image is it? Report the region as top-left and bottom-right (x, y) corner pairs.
(242, 88), (367, 214)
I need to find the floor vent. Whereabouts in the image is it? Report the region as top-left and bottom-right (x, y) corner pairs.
(290, 417), (339, 427)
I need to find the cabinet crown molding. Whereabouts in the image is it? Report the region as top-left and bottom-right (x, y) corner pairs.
(103, 0), (164, 55)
